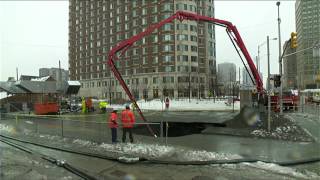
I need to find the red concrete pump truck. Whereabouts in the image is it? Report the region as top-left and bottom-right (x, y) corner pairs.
(107, 11), (264, 137)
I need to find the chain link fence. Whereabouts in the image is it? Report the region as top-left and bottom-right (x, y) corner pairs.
(0, 113), (166, 145)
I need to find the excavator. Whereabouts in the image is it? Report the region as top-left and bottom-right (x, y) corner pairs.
(107, 11), (264, 136)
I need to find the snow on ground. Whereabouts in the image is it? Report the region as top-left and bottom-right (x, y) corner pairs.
(71, 137), (242, 161)
(242, 161), (319, 179)
(0, 124), (14, 133)
(250, 125), (301, 140)
(97, 141), (241, 161)
(108, 99), (240, 111)
(136, 99), (240, 111)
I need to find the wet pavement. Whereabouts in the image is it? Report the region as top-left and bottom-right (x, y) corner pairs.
(0, 141), (78, 179)
(1, 138), (318, 180)
(0, 111), (320, 179)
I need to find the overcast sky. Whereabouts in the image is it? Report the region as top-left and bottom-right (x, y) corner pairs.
(0, 0), (296, 86)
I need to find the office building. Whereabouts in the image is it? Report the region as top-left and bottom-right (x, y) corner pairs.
(282, 40), (297, 89)
(295, 0), (320, 89)
(39, 68), (69, 82)
(217, 62), (236, 95)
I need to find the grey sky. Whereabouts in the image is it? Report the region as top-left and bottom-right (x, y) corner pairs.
(0, 0), (296, 87)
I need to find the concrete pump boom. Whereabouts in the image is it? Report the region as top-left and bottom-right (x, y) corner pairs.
(107, 11), (263, 137)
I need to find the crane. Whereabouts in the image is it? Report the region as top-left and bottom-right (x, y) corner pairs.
(107, 11), (263, 137)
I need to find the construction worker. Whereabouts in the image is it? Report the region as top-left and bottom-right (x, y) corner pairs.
(121, 105), (135, 143)
(165, 97), (170, 109)
(81, 97), (86, 113)
(108, 110), (118, 143)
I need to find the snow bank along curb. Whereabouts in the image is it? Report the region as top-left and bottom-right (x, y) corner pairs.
(72, 139), (242, 162)
(109, 99), (240, 111)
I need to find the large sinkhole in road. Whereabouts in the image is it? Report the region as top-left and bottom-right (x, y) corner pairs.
(133, 122), (226, 137)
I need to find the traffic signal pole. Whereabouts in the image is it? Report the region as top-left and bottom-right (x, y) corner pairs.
(277, 1), (283, 115)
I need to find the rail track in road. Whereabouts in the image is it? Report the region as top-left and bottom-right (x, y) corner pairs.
(1, 134), (320, 167)
(0, 135), (98, 180)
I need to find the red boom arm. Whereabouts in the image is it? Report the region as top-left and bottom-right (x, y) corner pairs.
(107, 11), (263, 136)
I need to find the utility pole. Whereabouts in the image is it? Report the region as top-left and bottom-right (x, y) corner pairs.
(267, 36), (271, 132)
(277, 1), (283, 115)
(188, 72), (191, 102)
(238, 67), (240, 98)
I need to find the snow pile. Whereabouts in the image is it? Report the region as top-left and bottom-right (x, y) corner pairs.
(242, 161), (319, 179)
(133, 99), (240, 111)
(39, 134), (63, 141)
(99, 142), (242, 161)
(251, 125), (301, 140)
(118, 156), (140, 163)
(0, 124), (13, 133)
(99, 143), (174, 158)
(72, 139), (98, 146)
(180, 150), (242, 161)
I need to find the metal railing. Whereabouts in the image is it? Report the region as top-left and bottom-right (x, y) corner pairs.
(0, 113), (168, 145)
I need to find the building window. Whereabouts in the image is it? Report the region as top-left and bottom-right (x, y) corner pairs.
(152, 16), (158, 23)
(165, 66), (175, 72)
(191, 56), (197, 62)
(162, 3), (173, 11)
(132, 10), (137, 17)
(162, 14), (171, 20)
(177, 24), (188, 31)
(190, 25), (197, 32)
(163, 24), (173, 31)
(153, 56), (158, 64)
(177, 34), (188, 41)
(142, 18), (147, 25)
(163, 76), (174, 83)
(177, 44), (188, 51)
(163, 45), (174, 52)
(190, 35), (197, 42)
(163, 55), (173, 63)
(151, 35), (158, 43)
(143, 57), (147, 64)
(191, 46), (198, 52)
(153, 77), (158, 84)
(152, 45), (158, 53)
(152, 6), (157, 13)
(143, 78), (148, 84)
(189, 5), (196, 12)
(163, 34), (173, 41)
(178, 55), (188, 62)
(142, 8), (147, 15)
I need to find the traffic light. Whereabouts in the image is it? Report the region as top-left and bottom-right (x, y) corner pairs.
(274, 75), (281, 88)
(291, 32), (298, 48)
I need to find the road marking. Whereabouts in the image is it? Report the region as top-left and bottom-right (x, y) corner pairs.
(286, 114), (318, 142)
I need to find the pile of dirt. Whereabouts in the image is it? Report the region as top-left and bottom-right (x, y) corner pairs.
(209, 110), (315, 142)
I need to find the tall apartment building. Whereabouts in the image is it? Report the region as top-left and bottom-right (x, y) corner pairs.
(69, 0), (216, 100)
(295, 0), (320, 89)
(282, 40), (297, 90)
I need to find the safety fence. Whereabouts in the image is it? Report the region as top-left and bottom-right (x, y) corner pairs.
(0, 113), (168, 145)
(299, 103), (320, 118)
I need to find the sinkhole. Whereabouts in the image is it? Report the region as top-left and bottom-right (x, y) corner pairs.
(133, 122), (226, 137)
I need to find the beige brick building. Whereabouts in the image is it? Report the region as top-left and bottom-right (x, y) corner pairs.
(69, 0), (216, 101)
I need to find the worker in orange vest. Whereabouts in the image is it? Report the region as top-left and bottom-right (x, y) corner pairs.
(109, 110), (118, 143)
(121, 105), (135, 143)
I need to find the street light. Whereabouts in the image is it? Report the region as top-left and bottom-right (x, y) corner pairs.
(276, 0), (283, 115)
(258, 37), (277, 75)
(259, 36), (277, 132)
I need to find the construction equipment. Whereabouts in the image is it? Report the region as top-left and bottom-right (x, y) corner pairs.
(107, 11), (263, 136)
